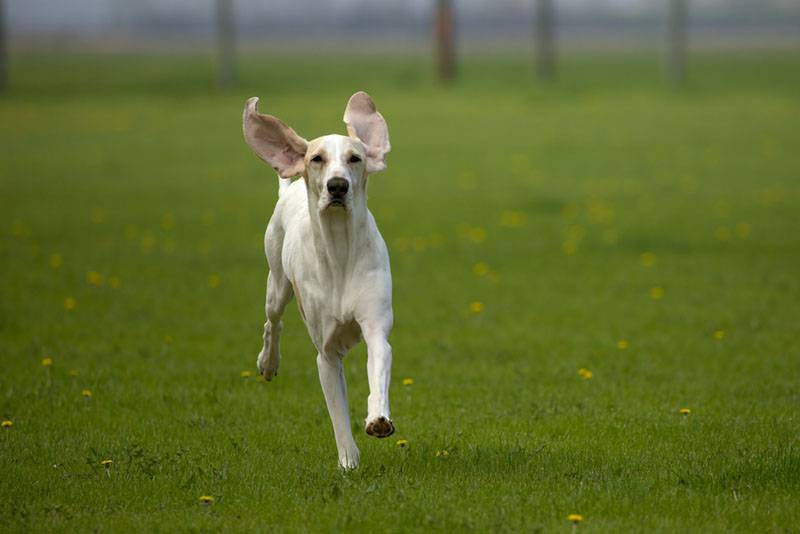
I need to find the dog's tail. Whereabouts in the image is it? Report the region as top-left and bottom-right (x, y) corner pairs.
(278, 177), (292, 198)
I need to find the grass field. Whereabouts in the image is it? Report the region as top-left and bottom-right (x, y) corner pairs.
(1, 51), (799, 532)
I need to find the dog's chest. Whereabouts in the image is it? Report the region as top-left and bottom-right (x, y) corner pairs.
(290, 271), (362, 353)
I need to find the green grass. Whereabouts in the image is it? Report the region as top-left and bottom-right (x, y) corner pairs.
(1, 51), (799, 532)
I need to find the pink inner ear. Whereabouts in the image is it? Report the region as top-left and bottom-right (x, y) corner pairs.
(243, 98), (308, 178)
(343, 92), (390, 173)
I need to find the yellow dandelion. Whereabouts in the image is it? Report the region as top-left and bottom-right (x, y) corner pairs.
(567, 514), (584, 523)
(640, 251), (656, 267)
(435, 450), (449, 457)
(41, 357), (53, 367)
(240, 370), (253, 378)
(578, 368), (593, 380)
(49, 253), (63, 269)
(86, 271), (104, 286)
(650, 286), (665, 300)
(1, 420), (12, 428)
(161, 213), (175, 231)
(499, 210), (527, 228)
(199, 495), (214, 505)
(63, 297), (76, 311)
(468, 301), (484, 314)
(735, 222), (752, 239)
(109, 276), (121, 289)
(713, 330), (725, 341)
(90, 208), (106, 224)
(164, 335), (173, 344)
(467, 227), (487, 243)
(562, 240), (577, 255)
(617, 340), (629, 350)
(207, 274), (221, 288)
(256, 374), (266, 383)
(715, 226), (732, 242)
(566, 224), (586, 242)
(402, 378), (414, 386)
(82, 389), (92, 398)
(101, 459), (113, 467)
(680, 408), (691, 415)
(472, 262), (490, 277)
(396, 439), (409, 448)
(140, 233), (156, 252)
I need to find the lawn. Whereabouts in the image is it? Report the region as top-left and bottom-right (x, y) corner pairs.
(1, 50), (799, 532)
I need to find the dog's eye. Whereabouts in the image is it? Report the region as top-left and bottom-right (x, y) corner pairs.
(348, 155), (362, 164)
(311, 154), (324, 163)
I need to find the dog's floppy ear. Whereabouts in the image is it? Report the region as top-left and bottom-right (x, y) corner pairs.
(243, 97), (308, 178)
(343, 91), (391, 174)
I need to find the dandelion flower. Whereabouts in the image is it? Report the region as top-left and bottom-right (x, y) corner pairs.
(640, 251), (656, 267)
(207, 274), (221, 288)
(713, 330), (725, 341)
(86, 271), (104, 286)
(199, 495), (214, 505)
(402, 378), (414, 386)
(617, 340), (629, 350)
(735, 222), (752, 239)
(650, 286), (665, 300)
(41, 357), (53, 367)
(472, 262), (490, 277)
(568, 514), (584, 523)
(164, 335), (173, 344)
(467, 227), (487, 243)
(240, 370), (252, 378)
(578, 368), (593, 380)
(101, 459), (113, 467)
(396, 439), (409, 448)
(82, 389), (92, 398)
(1, 420), (12, 428)
(63, 297), (76, 311)
(680, 408), (691, 415)
(109, 276), (121, 289)
(715, 226), (732, 241)
(49, 254), (63, 269)
(562, 240), (577, 255)
(499, 210), (527, 228)
(435, 450), (449, 457)
(468, 301), (484, 314)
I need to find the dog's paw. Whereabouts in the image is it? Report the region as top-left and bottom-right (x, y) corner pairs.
(365, 416), (395, 438)
(256, 350), (279, 381)
(339, 447), (360, 470)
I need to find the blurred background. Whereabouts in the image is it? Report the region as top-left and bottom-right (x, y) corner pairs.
(4, 0), (800, 87)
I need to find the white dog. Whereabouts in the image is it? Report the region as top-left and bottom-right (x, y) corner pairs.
(243, 92), (395, 469)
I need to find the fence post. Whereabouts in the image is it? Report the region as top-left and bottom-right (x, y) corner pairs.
(534, 0), (556, 81)
(665, 0), (688, 85)
(0, 0), (7, 93)
(216, 0), (237, 90)
(435, 0), (456, 82)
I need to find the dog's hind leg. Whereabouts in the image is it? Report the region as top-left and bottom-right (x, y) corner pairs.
(257, 271), (293, 381)
(317, 352), (360, 469)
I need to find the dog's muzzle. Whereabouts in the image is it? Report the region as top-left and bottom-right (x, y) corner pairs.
(326, 177), (349, 208)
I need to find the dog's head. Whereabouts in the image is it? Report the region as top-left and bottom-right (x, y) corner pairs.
(243, 92), (390, 213)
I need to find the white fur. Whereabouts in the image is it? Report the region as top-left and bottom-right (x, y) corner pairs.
(244, 93), (394, 469)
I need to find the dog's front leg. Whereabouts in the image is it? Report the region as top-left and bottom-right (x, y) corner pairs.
(316, 352), (360, 469)
(362, 322), (395, 438)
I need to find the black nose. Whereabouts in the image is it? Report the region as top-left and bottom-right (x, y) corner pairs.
(327, 177), (349, 196)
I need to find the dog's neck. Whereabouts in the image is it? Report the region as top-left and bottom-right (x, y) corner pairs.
(307, 191), (369, 289)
